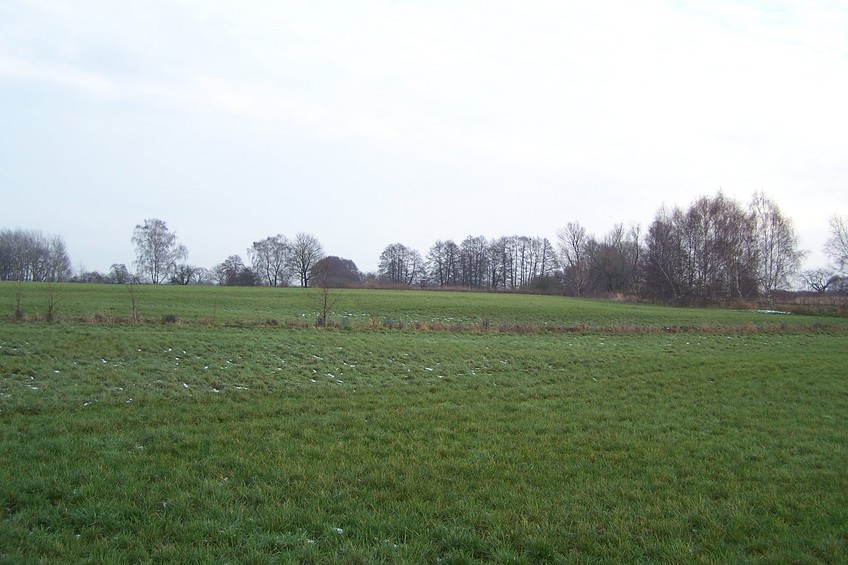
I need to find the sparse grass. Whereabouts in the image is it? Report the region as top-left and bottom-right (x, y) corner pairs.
(1, 284), (847, 562)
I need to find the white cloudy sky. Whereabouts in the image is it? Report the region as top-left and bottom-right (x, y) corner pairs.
(1, 0), (846, 274)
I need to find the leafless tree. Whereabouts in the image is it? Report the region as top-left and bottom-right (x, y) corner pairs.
(109, 263), (132, 284)
(311, 261), (338, 327)
(799, 268), (839, 293)
(379, 243), (423, 285)
(426, 240), (460, 287)
(644, 207), (686, 300)
(127, 280), (141, 323)
(288, 233), (324, 288)
(825, 215), (848, 274)
(749, 192), (804, 299)
(642, 193), (758, 303)
(14, 282), (24, 320)
(131, 219), (187, 284)
(586, 223), (642, 295)
(44, 282), (61, 322)
(556, 222), (590, 296)
(214, 255), (256, 286)
(0, 229), (72, 282)
(170, 264), (199, 285)
(249, 234), (291, 286)
(459, 235), (488, 289)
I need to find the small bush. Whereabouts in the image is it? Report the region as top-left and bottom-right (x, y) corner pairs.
(162, 313), (179, 324)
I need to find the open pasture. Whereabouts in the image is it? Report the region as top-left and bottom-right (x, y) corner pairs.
(1, 284), (847, 562)
(2, 282), (846, 330)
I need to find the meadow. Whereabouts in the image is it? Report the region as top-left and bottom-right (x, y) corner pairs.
(1, 283), (847, 563)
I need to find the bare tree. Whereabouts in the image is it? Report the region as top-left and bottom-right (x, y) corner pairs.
(46, 236), (72, 282)
(127, 280), (141, 323)
(825, 215), (848, 274)
(643, 207), (685, 300)
(170, 264), (199, 285)
(749, 192), (804, 299)
(249, 234), (291, 286)
(44, 282), (62, 322)
(556, 222), (590, 296)
(379, 243), (423, 285)
(458, 235), (488, 289)
(0, 229), (72, 282)
(311, 261), (338, 327)
(131, 219), (187, 284)
(288, 233), (324, 288)
(799, 268), (838, 293)
(642, 193), (759, 303)
(109, 263), (132, 284)
(426, 240), (460, 287)
(587, 223), (642, 295)
(214, 255), (256, 286)
(14, 282), (24, 320)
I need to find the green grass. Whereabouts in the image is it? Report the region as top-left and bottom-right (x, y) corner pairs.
(1, 284), (847, 562)
(2, 282), (846, 330)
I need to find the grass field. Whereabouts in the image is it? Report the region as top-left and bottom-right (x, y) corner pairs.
(1, 283), (847, 562)
(3, 282), (846, 330)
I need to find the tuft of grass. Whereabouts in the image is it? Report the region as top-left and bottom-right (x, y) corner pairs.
(161, 313), (179, 324)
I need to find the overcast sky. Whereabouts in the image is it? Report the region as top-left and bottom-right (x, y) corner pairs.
(2, 0), (846, 275)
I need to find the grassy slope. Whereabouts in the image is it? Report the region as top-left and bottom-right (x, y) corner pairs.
(2, 282), (846, 329)
(1, 284), (847, 562)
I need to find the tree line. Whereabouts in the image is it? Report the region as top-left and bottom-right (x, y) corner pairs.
(3, 190), (846, 303)
(0, 229), (72, 282)
(379, 191), (845, 303)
